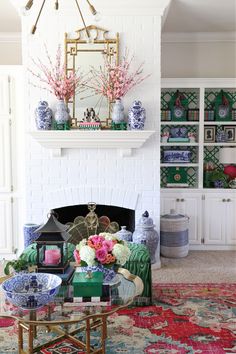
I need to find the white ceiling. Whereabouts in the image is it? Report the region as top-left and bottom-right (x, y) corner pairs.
(0, 0), (235, 33)
(163, 0), (236, 33)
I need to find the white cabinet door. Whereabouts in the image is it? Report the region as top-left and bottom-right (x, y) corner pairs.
(226, 196), (236, 245)
(0, 196), (13, 254)
(161, 192), (202, 245)
(203, 195), (226, 245)
(0, 120), (11, 192)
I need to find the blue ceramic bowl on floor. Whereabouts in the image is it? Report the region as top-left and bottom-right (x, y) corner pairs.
(1, 273), (62, 310)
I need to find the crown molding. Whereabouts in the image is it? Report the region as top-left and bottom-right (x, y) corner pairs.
(11, 0), (171, 17)
(0, 32), (21, 43)
(162, 31), (236, 43)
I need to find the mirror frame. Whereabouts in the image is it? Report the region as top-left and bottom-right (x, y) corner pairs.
(65, 25), (119, 129)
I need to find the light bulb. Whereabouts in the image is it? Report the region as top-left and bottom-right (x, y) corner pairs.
(94, 11), (102, 22)
(20, 6), (29, 16)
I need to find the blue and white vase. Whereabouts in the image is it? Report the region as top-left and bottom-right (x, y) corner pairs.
(54, 99), (70, 124)
(112, 98), (125, 123)
(23, 223), (40, 248)
(35, 101), (52, 130)
(128, 100), (146, 130)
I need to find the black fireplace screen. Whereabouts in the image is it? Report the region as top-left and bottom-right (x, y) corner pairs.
(53, 204), (135, 234)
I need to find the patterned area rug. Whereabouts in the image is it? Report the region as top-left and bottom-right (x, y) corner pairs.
(0, 283), (236, 353)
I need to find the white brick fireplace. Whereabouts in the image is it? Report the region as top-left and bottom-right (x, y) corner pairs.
(12, 0), (170, 265)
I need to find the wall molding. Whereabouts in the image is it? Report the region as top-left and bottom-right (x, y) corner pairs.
(0, 32), (21, 43)
(162, 31), (236, 43)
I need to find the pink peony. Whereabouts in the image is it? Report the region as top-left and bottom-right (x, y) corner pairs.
(89, 235), (104, 244)
(102, 239), (114, 252)
(95, 247), (108, 263)
(73, 249), (81, 264)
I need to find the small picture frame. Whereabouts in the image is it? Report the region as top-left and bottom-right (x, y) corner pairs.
(224, 126), (236, 142)
(204, 126), (216, 142)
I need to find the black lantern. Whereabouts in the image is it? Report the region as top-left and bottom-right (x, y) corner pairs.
(34, 211), (70, 273)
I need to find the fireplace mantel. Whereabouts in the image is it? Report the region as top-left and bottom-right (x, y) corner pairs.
(29, 130), (155, 157)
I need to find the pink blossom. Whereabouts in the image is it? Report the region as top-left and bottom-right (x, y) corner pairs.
(86, 51), (150, 102)
(96, 247), (108, 262)
(30, 45), (84, 102)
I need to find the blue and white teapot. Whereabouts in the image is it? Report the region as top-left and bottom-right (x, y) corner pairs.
(128, 100), (146, 130)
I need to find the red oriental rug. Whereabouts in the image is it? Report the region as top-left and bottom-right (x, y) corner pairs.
(0, 283), (236, 353)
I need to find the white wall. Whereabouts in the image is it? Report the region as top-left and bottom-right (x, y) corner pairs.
(14, 0), (168, 265)
(0, 42), (22, 65)
(162, 39), (236, 78)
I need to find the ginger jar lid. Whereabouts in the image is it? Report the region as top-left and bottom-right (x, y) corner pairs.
(137, 211), (154, 228)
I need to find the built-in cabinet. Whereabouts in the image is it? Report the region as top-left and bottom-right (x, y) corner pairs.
(161, 190), (236, 249)
(161, 79), (236, 249)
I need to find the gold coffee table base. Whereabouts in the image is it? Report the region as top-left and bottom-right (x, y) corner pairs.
(18, 314), (108, 354)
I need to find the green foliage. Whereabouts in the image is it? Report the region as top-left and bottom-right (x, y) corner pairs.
(4, 257), (30, 275)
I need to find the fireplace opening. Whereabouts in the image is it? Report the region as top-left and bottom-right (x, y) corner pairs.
(53, 204), (135, 233)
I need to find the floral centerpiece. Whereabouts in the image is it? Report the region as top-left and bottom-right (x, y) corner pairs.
(73, 233), (131, 281)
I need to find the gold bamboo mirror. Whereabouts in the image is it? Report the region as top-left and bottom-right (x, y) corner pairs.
(65, 25), (119, 128)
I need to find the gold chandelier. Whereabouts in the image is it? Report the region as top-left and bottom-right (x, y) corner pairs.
(24, 0), (100, 36)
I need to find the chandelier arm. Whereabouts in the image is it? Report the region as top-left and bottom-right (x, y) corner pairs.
(31, 0), (47, 34)
(74, 0), (90, 38)
(85, 0), (96, 15)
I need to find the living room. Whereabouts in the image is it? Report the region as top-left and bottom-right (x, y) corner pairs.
(0, 0), (236, 353)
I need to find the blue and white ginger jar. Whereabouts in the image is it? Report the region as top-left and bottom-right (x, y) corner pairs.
(128, 100), (146, 130)
(132, 211), (159, 264)
(35, 101), (52, 130)
(55, 99), (70, 124)
(116, 226), (132, 242)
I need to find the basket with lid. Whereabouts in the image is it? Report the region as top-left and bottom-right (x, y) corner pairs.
(160, 209), (189, 258)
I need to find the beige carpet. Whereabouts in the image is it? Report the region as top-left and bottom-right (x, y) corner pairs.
(152, 251), (236, 283)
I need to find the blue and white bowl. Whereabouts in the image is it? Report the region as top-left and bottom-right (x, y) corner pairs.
(1, 273), (62, 310)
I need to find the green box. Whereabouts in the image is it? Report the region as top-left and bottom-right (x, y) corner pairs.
(72, 271), (103, 297)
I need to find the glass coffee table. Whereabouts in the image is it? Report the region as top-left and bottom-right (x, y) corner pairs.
(0, 268), (143, 354)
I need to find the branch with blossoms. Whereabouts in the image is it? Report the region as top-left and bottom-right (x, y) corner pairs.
(85, 52), (150, 102)
(29, 45), (86, 102)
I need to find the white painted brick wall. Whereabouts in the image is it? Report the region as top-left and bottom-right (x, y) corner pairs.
(19, 0), (164, 265)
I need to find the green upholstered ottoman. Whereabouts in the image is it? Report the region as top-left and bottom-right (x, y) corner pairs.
(124, 243), (152, 305)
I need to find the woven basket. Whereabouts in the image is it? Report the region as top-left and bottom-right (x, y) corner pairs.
(160, 209), (189, 258)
